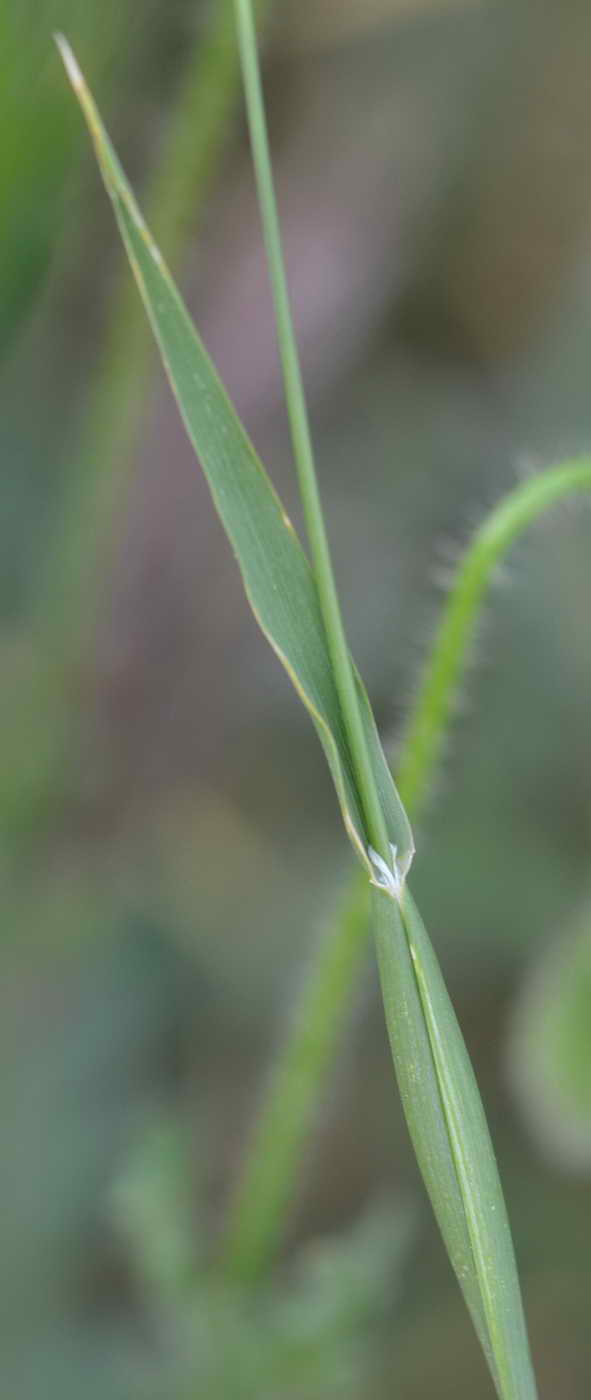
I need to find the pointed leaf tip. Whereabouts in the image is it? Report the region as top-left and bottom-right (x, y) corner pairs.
(55, 33), (84, 92)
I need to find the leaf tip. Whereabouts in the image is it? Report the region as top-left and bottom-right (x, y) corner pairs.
(54, 33), (84, 94)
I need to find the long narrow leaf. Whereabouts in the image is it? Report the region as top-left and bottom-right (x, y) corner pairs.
(56, 37), (413, 881)
(373, 883), (538, 1399)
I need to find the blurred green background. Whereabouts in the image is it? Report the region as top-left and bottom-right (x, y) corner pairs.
(2, 1), (591, 1396)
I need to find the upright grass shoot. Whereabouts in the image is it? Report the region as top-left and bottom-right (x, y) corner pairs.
(58, 10), (542, 1395)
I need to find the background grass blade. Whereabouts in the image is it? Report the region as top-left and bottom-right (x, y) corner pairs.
(57, 38), (413, 878)
(219, 878), (371, 1284)
(2, 4), (273, 879)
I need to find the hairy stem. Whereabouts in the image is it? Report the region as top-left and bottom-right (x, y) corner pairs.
(397, 457), (591, 822)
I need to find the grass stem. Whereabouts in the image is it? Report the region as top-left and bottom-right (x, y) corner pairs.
(234, 0), (391, 865)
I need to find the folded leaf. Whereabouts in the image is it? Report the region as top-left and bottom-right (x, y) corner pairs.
(373, 885), (538, 1400)
(57, 37), (413, 880)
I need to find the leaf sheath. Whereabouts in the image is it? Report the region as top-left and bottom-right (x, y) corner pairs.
(374, 886), (538, 1399)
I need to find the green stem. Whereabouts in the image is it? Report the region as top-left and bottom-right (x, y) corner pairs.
(220, 880), (370, 1284)
(233, 0), (390, 865)
(397, 456), (591, 822)
(219, 457), (591, 1284)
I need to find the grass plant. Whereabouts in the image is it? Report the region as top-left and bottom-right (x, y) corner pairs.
(56, 7), (591, 1395)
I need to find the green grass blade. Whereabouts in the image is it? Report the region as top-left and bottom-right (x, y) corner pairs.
(373, 885), (538, 1400)
(56, 38), (413, 878)
(43, 1), (273, 650)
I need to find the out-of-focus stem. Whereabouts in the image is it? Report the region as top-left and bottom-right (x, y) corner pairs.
(220, 878), (369, 1285)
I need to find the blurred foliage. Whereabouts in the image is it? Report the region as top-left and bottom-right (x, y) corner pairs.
(2, 0), (591, 1396)
(0, 2), (130, 356)
(111, 1112), (416, 1398)
(508, 901), (591, 1172)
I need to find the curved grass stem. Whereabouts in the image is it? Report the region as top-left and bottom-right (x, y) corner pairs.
(397, 457), (591, 822)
